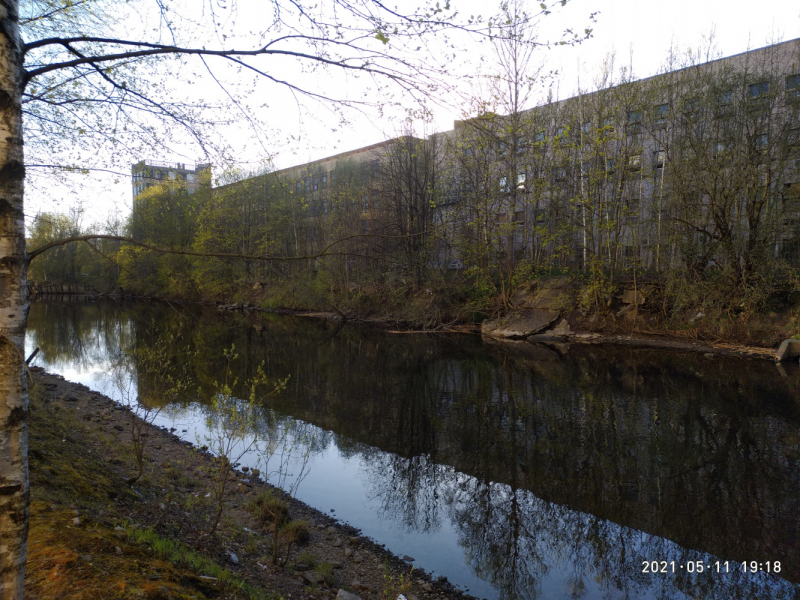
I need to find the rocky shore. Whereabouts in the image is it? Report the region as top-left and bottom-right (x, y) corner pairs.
(25, 368), (471, 600)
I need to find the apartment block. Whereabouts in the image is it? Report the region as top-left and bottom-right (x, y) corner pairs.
(131, 160), (212, 200)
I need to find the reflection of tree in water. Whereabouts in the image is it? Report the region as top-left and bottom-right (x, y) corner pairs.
(362, 451), (447, 534)
(29, 300), (800, 599)
(27, 300), (135, 372)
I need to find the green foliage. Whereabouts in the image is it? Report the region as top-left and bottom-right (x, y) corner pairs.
(125, 525), (271, 600)
(382, 563), (413, 599)
(247, 490), (290, 530)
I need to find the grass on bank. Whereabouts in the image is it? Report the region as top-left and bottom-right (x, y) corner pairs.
(24, 379), (279, 600)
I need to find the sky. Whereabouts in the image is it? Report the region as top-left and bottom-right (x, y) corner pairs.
(24, 0), (800, 228)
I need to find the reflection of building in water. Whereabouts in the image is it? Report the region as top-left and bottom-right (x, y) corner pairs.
(131, 160), (212, 200)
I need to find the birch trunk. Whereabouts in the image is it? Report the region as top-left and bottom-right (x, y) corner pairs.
(0, 1), (29, 599)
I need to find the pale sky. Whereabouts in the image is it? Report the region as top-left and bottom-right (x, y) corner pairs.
(25, 0), (800, 227)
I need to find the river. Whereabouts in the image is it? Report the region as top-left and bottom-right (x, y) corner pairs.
(25, 299), (800, 600)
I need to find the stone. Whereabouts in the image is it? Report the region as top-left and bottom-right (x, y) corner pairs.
(437, 575), (448, 583)
(114, 546), (123, 554)
(402, 555), (415, 562)
(303, 572), (321, 585)
(251, 469), (260, 477)
(329, 561), (343, 569)
(348, 536), (360, 545)
(481, 309), (560, 339)
(237, 484), (249, 494)
(621, 289), (646, 305)
(336, 590), (362, 600)
(776, 338), (800, 361)
(352, 555), (362, 564)
(72, 517), (81, 526)
(241, 466), (249, 472)
(295, 563), (311, 571)
(79, 554), (92, 562)
(332, 539), (342, 547)
(420, 583), (432, 592)
(344, 548), (353, 557)
(326, 526), (336, 534)
(552, 319), (572, 334)
(229, 552), (239, 565)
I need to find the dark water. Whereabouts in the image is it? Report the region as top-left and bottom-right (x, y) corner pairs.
(25, 300), (800, 600)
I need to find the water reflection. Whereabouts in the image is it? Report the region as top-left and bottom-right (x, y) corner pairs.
(26, 299), (800, 600)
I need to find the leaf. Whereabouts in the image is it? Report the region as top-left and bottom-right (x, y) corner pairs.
(375, 31), (389, 45)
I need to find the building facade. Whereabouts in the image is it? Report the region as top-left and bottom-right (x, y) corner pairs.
(131, 160), (212, 200)
(132, 38), (800, 280)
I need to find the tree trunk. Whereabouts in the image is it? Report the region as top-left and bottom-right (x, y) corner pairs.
(0, 1), (29, 598)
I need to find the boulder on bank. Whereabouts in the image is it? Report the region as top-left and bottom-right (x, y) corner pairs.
(481, 310), (560, 339)
(775, 339), (800, 361)
(481, 278), (573, 339)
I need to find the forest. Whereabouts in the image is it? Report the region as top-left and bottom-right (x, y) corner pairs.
(28, 42), (800, 331)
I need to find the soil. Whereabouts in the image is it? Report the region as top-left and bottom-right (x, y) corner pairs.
(25, 368), (468, 600)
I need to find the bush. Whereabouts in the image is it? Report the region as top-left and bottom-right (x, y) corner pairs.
(247, 490), (289, 530)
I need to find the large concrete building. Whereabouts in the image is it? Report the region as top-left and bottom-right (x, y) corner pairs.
(131, 160), (212, 200)
(133, 37), (800, 273)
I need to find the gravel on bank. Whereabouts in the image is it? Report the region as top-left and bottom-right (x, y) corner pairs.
(25, 368), (473, 600)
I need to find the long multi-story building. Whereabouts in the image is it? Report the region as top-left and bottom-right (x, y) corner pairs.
(132, 38), (800, 278)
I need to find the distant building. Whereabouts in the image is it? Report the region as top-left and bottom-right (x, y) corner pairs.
(131, 160), (212, 200)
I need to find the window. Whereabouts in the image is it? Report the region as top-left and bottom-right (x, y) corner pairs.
(499, 176), (508, 191)
(534, 131), (546, 145)
(554, 166), (567, 181)
(755, 133), (768, 150)
(321, 198), (328, 214)
(371, 191), (379, 209)
(627, 110), (642, 125)
(296, 181), (302, 193)
(322, 173), (328, 188)
(498, 141), (507, 155)
(516, 172), (526, 190)
(606, 158), (616, 173)
(581, 160), (592, 177)
(465, 146), (473, 157)
(788, 128), (800, 148)
(654, 103), (669, 125)
(330, 171), (335, 187)
(516, 137), (526, 154)
(513, 211), (525, 223)
(370, 160), (379, 176)
(602, 117), (615, 131)
(718, 90), (733, 106)
(498, 213), (507, 224)
(749, 82), (770, 99)
(787, 74), (800, 97)
(628, 154), (641, 170)
(555, 126), (567, 138)
(626, 198), (640, 223)
(313, 175), (319, 191)
(304, 177), (310, 193)
(682, 96), (700, 114)
(581, 121), (592, 134)
(653, 150), (665, 168)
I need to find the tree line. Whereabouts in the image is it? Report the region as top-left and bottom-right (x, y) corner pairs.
(29, 42), (800, 318)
